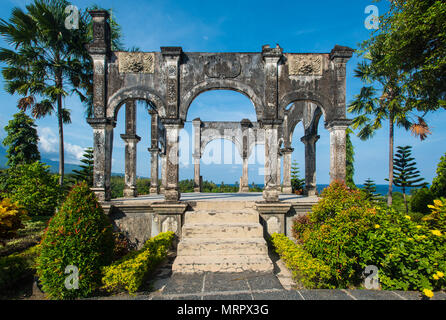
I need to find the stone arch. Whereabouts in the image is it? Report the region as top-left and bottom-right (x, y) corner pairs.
(180, 80), (263, 121)
(200, 135), (244, 160)
(279, 90), (331, 122)
(107, 86), (167, 120)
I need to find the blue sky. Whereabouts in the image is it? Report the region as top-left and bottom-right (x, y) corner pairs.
(0, 0), (445, 185)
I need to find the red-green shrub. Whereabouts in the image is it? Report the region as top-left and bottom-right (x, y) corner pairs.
(36, 182), (114, 299)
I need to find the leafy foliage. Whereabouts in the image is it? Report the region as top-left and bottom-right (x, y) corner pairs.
(292, 182), (446, 291)
(345, 128), (356, 189)
(411, 188), (435, 214)
(0, 162), (62, 216)
(0, 198), (28, 244)
(430, 153), (446, 199)
(101, 232), (174, 294)
(270, 233), (332, 289)
(2, 112), (40, 167)
(36, 182), (114, 299)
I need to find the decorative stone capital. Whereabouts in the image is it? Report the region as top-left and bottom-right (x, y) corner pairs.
(87, 117), (116, 129)
(325, 119), (352, 131)
(148, 147), (160, 154)
(329, 45), (354, 61)
(87, 10), (111, 56)
(280, 147), (294, 154)
(262, 44), (283, 62)
(120, 133), (141, 143)
(300, 134), (320, 145)
(161, 118), (184, 127)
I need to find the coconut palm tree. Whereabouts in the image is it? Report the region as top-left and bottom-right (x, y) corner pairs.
(348, 53), (430, 207)
(0, 0), (91, 185)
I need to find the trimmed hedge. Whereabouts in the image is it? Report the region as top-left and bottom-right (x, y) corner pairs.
(102, 232), (175, 294)
(270, 233), (333, 289)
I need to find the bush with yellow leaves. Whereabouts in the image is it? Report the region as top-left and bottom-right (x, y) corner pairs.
(0, 198), (28, 244)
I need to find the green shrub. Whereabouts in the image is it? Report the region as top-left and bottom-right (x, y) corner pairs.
(36, 182), (114, 299)
(291, 215), (313, 244)
(410, 188), (435, 214)
(101, 232), (175, 294)
(0, 245), (40, 290)
(430, 153), (446, 198)
(309, 181), (370, 225)
(270, 233), (333, 289)
(0, 162), (62, 216)
(423, 198), (446, 231)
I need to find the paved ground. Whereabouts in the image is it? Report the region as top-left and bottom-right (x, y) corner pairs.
(95, 251), (446, 301)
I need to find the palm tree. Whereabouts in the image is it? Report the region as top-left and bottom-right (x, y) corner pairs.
(348, 56), (415, 207)
(0, 0), (91, 185)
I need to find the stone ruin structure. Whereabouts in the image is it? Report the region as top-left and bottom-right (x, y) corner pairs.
(87, 11), (353, 205)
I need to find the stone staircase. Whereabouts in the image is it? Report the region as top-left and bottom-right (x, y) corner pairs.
(172, 201), (274, 273)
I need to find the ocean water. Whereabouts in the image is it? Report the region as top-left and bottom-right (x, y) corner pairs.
(222, 184), (421, 195)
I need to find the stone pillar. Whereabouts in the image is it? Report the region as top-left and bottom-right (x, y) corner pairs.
(301, 135), (320, 196)
(281, 148), (293, 194)
(87, 118), (115, 201)
(192, 118), (201, 192)
(160, 152), (167, 194)
(326, 120), (350, 182)
(121, 101), (140, 198)
(239, 156), (250, 192)
(163, 121), (183, 202)
(262, 123), (280, 202)
(277, 152), (282, 193)
(149, 148), (160, 194)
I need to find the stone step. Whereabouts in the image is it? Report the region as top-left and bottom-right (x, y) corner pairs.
(184, 210), (259, 224)
(182, 223), (263, 239)
(177, 238), (268, 256)
(172, 254), (274, 273)
(192, 201), (256, 211)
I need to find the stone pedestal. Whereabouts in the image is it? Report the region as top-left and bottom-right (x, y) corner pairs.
(255, 202), (291, 236)
(151, 202), (188, 238)
(301, 134), (320, 196)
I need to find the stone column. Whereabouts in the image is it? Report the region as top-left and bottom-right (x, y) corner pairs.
(239, 156), (250, 192)
(277, 152), (282, 192)
(301, 134), (320, 196)
(326, 120), (350, 182)
(262, 123), (280, 202)
(281, 148), (293, 194)
(87, 118), (115, 202)
(192, 118), (201, 192)
(149, 147), (160, 194)
(163, 121), (183, 202)
(121, 101), (140, 198)
(160, 152), (167, 194)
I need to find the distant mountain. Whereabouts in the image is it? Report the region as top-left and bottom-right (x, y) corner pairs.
(0, 145), (82, 173)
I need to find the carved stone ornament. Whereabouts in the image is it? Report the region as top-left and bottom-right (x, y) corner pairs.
(288, 54), (323, 76)
(118, 52), (155, 74)
(204, 55), (241, 79)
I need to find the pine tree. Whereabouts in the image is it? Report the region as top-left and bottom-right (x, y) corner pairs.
(392, 146), (428, 213)
(291, 161), (305, 193)
(3, 111), (40, 167)
(362, 178), (377, 201)
(70, 147), (94, 187)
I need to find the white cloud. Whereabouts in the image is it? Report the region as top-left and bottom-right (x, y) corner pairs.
(38, 127), (85, 164)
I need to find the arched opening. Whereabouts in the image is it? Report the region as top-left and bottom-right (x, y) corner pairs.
(111, 99), (161, 198)
(179, 90), (261, 192)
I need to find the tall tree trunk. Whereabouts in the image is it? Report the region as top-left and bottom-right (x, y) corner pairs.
(387, 114), (394, 207)
(56, 73), (64, 186)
